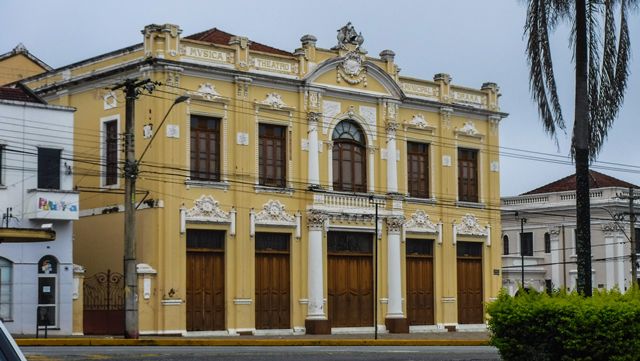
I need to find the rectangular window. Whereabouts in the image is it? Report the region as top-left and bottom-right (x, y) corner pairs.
(406, 239), (434, 256)
(104, 120), (118, 186)
(521, 232), (533, 257)
(636, 228), (640, 254)
(37, 148), (61, 189)
(259, 124), (286, 188)
(190, 115), (221, 182)
(407, 142), (429, 198)
(458, 148), (478, 202)
(544, 233), (551, 253)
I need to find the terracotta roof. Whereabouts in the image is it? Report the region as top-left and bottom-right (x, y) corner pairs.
(185, 27), (292, 56)
(522, 170), (639, 195)
(0, 83), (46, 104)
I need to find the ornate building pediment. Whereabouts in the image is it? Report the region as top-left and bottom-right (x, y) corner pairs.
(456, 214), (488, 236)
(185, 195), (231, 223)
(255, 200), (296, 226)
(405, 210), (438, 234)
(189, 83), (229, 103)
(257, 92), (292, 110)
(455, 120), (483, 139)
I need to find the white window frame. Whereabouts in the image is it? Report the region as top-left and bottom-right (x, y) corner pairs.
(100, 115), (120, 189)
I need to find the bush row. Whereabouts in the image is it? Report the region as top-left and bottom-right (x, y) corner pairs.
(487, 288), (640, 361)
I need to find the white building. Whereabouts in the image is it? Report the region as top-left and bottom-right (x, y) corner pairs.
(0, 83), (77, 335)
(501, 171), (640, 295)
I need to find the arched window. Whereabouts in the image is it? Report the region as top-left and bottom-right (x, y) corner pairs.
(332, 120), (366, 192)
(0, 257), (12, 320)
(503, 235), (509, 256)
(38, 255), (58, 327)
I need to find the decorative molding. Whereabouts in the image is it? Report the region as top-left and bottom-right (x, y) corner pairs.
(602, 222), (622, 234)
(184, 195), (231, 223)
(337, 51), (367, 86)
(439, 107), (453, 128)
(385, 102), (398, 121)
(103, 91), (117, 110)
(455, 120), (483, 139)
(455, 214), (489, 236)
(359, 105), (376, 131)
(189, 82), (227, 102)
(322, 101), (341, 134)
(404, 210), (438, 234)
(405, 114), (434, 131)
(254, 200), (296, 226)
(257, 92), (291, 110)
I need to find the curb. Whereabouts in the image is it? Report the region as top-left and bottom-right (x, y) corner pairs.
(16, 338), (490, 347)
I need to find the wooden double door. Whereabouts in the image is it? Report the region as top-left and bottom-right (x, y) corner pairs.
(327, 231), (373, 327)
(255, 233), (290, 329)
(456, 242), (484, 324)
(186, 230), (225, 331)
(406, 239), (434, 325)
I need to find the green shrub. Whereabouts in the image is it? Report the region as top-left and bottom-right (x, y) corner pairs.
(487, 288), (640, 361)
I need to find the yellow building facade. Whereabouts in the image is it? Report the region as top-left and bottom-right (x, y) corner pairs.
(26, 23), (506, 335)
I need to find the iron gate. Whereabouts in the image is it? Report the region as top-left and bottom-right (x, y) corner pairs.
(83, 269), (125, 335)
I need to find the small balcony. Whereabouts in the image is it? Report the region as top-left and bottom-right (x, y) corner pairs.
(27, 189), (79, 221)
(310, 191), (386, 214)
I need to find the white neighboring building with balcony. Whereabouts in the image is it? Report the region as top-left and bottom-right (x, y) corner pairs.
(0, 84), (77, 335)
(501, 171), (640, 295)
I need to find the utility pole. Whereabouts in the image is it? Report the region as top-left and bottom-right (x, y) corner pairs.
(618, 187), (639, 287)
(519, 215), (527, 289)
(112, 78), (156, 339)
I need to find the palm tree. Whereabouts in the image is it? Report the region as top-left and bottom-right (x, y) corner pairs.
(524, 0), (635, 296)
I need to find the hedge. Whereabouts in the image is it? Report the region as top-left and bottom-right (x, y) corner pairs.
(487, 288), (640, 361)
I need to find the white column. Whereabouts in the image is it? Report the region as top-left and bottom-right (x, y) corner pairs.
(368, 147), (375, 193)
(386, 217), (404, 318)
(604, 234), (615, 290)
(550, 229), (561, 288)
(307, 211), (327, 319)
(307, 112), (320, 187)
(326, 141), (333, 191)
(386, 122), (398, 193)
(616, 234), (626, 290)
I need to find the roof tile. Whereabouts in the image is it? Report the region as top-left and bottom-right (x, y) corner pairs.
(522, 170), (638, 195)
(185, 27), (292, 56)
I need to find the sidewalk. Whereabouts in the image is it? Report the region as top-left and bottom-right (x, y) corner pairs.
(16, 331), (490, 347)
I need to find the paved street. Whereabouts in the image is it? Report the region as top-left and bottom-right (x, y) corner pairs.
(23, 346), (500, 361)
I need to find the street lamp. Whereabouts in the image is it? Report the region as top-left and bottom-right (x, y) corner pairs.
(369, 195), (384, 340)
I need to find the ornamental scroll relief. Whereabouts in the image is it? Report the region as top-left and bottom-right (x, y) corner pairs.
(453, 214), (491, 246)
(254, 200), (296, 226)
(184, 195), (231, 223)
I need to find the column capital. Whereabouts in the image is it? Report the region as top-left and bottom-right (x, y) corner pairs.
(308, 111), (322, 124)
(385, 120), (399, 135)
(307, 210), (328, 230)
(385, 216), (405, 234)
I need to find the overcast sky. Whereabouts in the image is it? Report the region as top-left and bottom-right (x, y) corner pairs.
(1, 0), (638, 196)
